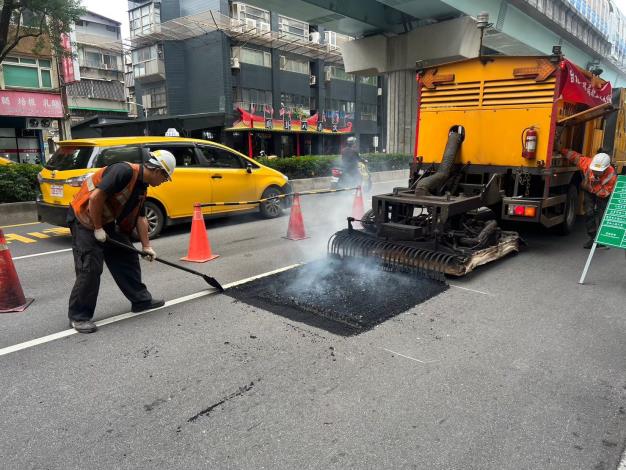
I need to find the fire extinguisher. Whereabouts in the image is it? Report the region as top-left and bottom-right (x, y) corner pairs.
(522, 126), (537, 159)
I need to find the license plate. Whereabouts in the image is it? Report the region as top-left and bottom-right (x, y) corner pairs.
(330, 176), (339, 183)
(50, 184), (64, 198)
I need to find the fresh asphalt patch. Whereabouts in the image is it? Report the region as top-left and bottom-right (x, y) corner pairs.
(227, 257), (448, 335)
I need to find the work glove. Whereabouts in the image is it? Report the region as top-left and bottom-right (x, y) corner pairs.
(142, 246), (157, 262)
(94, 228), (107, 243)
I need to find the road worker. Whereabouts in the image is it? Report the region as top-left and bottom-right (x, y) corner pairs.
(560, 148), (617, 249)
(341, 136), (364, 187)
(66, 150), (176, 333)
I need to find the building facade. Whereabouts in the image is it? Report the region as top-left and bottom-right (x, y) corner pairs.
(125, 0), (385, 156)
(66, 11), (128, 124)
(0, 31), (65, 163)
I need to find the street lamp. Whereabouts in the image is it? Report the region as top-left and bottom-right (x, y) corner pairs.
(127, 100), (149, 136)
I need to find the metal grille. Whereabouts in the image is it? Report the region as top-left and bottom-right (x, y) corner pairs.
(67, 79), (126, 101)
(482, 77), (556, 106)
(420, 82), (481, 109)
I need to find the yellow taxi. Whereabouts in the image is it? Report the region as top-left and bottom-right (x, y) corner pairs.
(0, 156), (14, 165)
(37, 136), (291, 237)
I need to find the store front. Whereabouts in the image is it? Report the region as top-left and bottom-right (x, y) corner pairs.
(0, 90), (63, 163)
(225, 108), (353, 158)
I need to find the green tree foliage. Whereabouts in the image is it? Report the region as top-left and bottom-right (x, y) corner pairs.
(0, 0), (85, 63)
(0, 163), (41, 203)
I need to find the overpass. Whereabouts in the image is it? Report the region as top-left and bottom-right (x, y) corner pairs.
(243, 0), (626, 153)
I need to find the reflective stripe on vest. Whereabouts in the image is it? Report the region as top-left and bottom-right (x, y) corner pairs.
(70, 163), (142, 230)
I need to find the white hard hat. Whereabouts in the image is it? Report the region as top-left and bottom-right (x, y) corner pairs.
(590, 152), (611, 172)
(347, 136), (357, 145)
(147, 149), (176, 180)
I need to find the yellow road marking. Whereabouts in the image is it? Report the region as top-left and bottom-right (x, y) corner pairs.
(27, 232), (50, 239)
(0, 221), (39, 229)
(43, 227), (70, 235)
(4, 233), (36, 244)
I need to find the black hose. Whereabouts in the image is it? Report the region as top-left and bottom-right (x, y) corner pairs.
(458, 220), (498, 248)
(415, 130), (464, 196)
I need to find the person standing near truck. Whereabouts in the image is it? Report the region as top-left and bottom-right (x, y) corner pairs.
(66, 150), (176, 333)
(341, 136), (364, 187)
(560, 148), (617, 249)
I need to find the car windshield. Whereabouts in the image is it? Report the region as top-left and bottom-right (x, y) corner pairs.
(45, 146), (94, 170)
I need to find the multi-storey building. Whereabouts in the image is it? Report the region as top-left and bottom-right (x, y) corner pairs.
(117, 1), (384, 156)
(0, 24), (66, 163)
(66, 11), (128, 124)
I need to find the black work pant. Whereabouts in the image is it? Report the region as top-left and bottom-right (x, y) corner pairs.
(68, 221), (152, 321)
(583, 191), (609, 239)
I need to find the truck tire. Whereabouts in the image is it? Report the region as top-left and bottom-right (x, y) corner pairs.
(144, 200), (165, 238)
(557, 185), (578, 235)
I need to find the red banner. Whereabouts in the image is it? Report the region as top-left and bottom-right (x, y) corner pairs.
(0, 90), (64, 118)
(560, 60), (612, 107)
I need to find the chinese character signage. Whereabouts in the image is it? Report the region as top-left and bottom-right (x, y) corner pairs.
(560, 60), (612, 108)
(596, 176), (626, 249)
(0, 91), (63, 118)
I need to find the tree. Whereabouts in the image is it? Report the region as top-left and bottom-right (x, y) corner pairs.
(0, 0), (85, 64)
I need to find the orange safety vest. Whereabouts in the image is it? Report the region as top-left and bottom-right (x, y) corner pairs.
(70, 163), (146, 234)
(562, 149), (617, 198)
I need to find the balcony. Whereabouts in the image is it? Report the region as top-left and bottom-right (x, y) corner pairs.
(133, 59), (165, 83)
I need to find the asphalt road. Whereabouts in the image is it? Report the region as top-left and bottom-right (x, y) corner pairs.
(1, 180), (625, 469)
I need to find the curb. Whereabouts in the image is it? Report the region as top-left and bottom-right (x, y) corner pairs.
(290, 168), (409, 192)
(0, 201), (37, 227)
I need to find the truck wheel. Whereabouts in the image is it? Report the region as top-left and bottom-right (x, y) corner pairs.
(260, 186), (283, 218)
(144, 200), (165, 238)
(557, 185), (578, 235)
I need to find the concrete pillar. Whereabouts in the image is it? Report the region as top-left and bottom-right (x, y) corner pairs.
(386, 69), (416, 155)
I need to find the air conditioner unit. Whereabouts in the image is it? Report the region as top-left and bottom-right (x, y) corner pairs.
(258, 22), (270, 33)
(142, 95), (152, 108)
(279, 55), (287, 69)
(324, 69), (332, 82)
(309, 31), (320, 44)
(309, 75), (316, 85)
(230, 57), (240, 69)
(26, 118), (40, 129)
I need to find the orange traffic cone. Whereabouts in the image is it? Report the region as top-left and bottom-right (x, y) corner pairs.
(284, 193), (308, 240)
(351, 186), (365, 229)
(0, 229), (33, 313)
(181, 203), (219, 263)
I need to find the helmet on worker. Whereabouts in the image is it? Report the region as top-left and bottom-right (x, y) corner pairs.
(346, 136), (357, 147)
(590, 152), (611, 175)
(146, 149), (176, 181)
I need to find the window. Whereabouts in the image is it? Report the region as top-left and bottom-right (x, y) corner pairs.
(233, 87), (272, 112)
(232, 47), (271, 68)
(147, 145), (200, 167)
(143, 84), (167, 109)
(325, 66), (354, 82)
(132, 45), (161, 77)
(278, 15), (308, 39)
(360, 76), (377, 86)
(280, 55), (309, 74)
(95, 146), (143, 167)
(198, 146), (244, 169)
(360, 103), (377, 121)
(231, 2), (270, 30)
(129, 2), (160, 37)
(2, 56), (52, 89)
(324, 31), (354, 50)
(105, 25), (119, 33)
(45, 146), (95, 171)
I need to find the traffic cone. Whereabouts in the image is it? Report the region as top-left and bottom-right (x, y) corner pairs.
(351, 186), (365, 229)
(0, 229), (33, 313)
(181, 203), (219, 262)
(284, 193), (308, 240)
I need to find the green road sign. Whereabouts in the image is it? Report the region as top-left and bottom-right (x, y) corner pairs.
(596, 175), (626, 249)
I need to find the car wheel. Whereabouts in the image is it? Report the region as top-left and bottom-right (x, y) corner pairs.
(144, 200), (165, 238)
(260, 186), (283, 218)
(557, 184), (578, 235)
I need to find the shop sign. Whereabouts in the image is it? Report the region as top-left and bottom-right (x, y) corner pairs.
(0, 91), (63, 118)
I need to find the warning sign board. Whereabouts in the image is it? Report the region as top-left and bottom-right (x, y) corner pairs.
(596, 175), (626, 249)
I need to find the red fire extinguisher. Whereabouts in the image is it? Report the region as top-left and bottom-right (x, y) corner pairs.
(522, 126), (537, 159)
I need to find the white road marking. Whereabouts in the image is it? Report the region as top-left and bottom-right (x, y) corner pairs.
(12, 248), (72, 260)
(382, 347), (434, 364)
(449, 284), (494, 296)
(0, 263), (301, 358)
(618, 448), (626, 470)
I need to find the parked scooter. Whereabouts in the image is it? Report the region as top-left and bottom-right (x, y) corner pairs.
(330, 160), (372, 191)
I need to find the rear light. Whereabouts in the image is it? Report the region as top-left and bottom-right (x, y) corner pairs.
(331, 168), (342, 177)
(65, 175), (87, 187)
(508, 204), (538, 218)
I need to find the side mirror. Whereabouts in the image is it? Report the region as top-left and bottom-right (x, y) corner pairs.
(246, 162), (253, 174)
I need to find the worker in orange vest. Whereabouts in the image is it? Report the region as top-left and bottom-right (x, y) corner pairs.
(67, 150), (176, 333)
(560, 148), (617, 249)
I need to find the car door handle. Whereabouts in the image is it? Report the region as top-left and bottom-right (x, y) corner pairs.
(211, 175), (222, 179)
